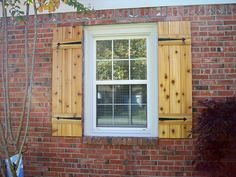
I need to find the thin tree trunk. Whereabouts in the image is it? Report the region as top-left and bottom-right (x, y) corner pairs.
(1, 0), (8, 140)
(15, 2), (30, 150)
(16, 0), (38, 170)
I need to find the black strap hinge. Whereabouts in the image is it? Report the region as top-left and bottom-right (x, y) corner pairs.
(159, 117), (187, 121)
(158, 38), (186, 42)
(57, 41), (82, 47)
(56, 117), (81, 120)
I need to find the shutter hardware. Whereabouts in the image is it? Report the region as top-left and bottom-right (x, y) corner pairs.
(56, 116), (82, 120)
(57, 41), (82, 46)
(158, 38), (186, 42)
(159, 117), (187, 121)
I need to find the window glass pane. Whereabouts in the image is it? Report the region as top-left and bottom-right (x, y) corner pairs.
(96, 84), (147, 128)
(114, 105), (129, 125)
(97, 105), (113, 126)
(113, 40), (129, 59)
(131, 85), (147, 104)
(113, 60), (129, 80)
(130, 60), (146, 80)
(96, 40), (112, 59)
(131, 105), (147, 126)
(114, 85), (129, 104)
(97, 85), (112, 104)
(96, 61), (112, 80)
(130, 39), (146, 59)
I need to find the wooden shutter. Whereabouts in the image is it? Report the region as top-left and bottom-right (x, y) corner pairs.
(52, 26), (83, 137)
(158, 21), (192, 138)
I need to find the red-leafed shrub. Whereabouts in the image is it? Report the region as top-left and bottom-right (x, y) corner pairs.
(193, 97), (236, 177)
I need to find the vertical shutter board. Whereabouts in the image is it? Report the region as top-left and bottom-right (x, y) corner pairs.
(52, 27), (62, 43)
(169, 124), (182, 138)
(62, 49), (72, 113)
(63, 27), (73, 41)
(52, 49), (63, 114)
(185, 45), (192, 114)
(181, 45), (193, 114)
(71, 47), (83, 115)
(71, 49), (76, 113)
(52, 121), (59, 136)
(159, 123), (170, 138)
(180, 45), (187, 114)
(158, 45), (170, 114)
(52, 49), (58, 114)
(158, 22), (169, 36)
(76, 48), (83, 115)
(62, 26), (82, 43)
(182, 124), (192, 138)
(169, 45), (181, 114)
(180, 21), (191, 36)
(169, 21), (180, 36)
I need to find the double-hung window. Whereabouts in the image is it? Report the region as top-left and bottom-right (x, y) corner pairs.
(84, 24), (158, 137)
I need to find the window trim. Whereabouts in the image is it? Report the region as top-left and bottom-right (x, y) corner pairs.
(84, 23), (158, 137)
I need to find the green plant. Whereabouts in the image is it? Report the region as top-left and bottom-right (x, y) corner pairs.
(193, 97), (236, 177)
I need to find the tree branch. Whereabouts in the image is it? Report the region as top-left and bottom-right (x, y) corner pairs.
(15, 2), (30, 149)
(16, 0), (38, 169)
(3, 0), (15, 143)
(1, 0), (8, 140)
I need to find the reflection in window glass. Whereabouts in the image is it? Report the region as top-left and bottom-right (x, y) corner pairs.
(131, 60), (146, 80)
(96, 85), (147, 127)
(113, 40), (129, 59)
(96, 61), (112, 80)
(97, 105), (113, 126)
(96, 38), (147, 81)
(131, 105), (147, 125)
(130, 39), (146, 59)
(97, 85), (113, 104)
(113, 60), (129, 80)
(96, 40), (112, 59)
(114, 105), (129, 125)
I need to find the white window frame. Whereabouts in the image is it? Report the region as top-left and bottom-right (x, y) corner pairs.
(84, 23), (158, 137)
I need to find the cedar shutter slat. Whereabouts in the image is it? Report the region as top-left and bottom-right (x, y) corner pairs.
(158, 45), (170, 114)
(185, 45), (193, 114)
(158, 21), (192, 138)
(181, 45), (192, 114)
(52, 26), (83, 137)
(169, 45), (181, 114)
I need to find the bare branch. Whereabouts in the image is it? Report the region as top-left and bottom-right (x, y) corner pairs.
(1, 0), (8, 139)
(16, 0), (38, 169)
(15, 2), (30, 149)
(3, 0), (15, 143)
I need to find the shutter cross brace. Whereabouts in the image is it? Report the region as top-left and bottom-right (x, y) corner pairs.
(56, 116), (82, 120)
(159, 117), (187, 121)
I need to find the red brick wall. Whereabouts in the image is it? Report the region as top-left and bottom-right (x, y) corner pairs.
(0, 3), (236, 177)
